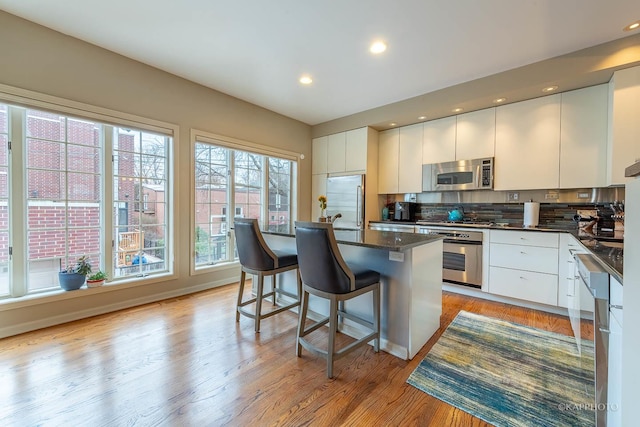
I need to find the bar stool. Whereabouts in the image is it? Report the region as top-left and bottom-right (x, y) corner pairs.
(234, 218), (301, 332)
(294, 221), (380, 378)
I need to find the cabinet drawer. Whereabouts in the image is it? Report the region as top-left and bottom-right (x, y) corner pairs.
(489, 243), (559, 274)
(489, 266), (558, 306)
(490, 230), (559, 248)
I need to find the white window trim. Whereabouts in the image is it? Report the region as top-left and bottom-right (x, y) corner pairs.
(0, 83), (179, 305)
(189, 129), (300, 276)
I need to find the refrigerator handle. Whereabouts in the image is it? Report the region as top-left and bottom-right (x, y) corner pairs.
(357, 185), (363, 227)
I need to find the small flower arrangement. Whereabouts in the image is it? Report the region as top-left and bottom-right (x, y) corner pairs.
(318, 195), (327, 211)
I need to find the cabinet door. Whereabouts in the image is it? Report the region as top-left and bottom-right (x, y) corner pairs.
(423, 116), (455, 164)
(399, 123), (424, 193)
(560, 85), (608, 188)
(489, 266), (558, 306)
(311, 174), (327, 220)
(489, 243), (559, 274)
(327, 132), (346, 173)
(608, 66), (640, 185)
(456, 108), (495, 160)
(608, 312), (622, 426)
(494, 94), (561, 190)
(312, 136), (328, 174)
(345, 127), (367, 172)
(378, 129), (399, 194)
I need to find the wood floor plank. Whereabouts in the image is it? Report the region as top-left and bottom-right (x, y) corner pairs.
(0, 284), (577, 426)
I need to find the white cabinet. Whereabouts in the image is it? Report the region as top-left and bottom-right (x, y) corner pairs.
(327, 132), (346, 173)
(558, 233), (588, 309)
(494, 94), (561, 190)
(608, 276), (623, 426)
(488, 230), (559, 305)
(345, 127), (368, 172)
(608, 66), (640, 185)
(313, 128), (369, 175)
(377, 126), (422, 194)
(455, 108), (495, 160)
(312, 136), (328, 174)
(559, 85), (608, 188)
(399, 123), (424, 194)
(378, 128), (399, 194)
(422, 116), (455, 164)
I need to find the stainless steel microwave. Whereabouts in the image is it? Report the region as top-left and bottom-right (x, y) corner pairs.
(422, 157), (494, 191)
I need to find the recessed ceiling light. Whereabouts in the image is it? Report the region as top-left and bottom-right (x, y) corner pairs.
(493, 97), (507, 104)
(389, 122), (397, 127)
(299, 75), (313, 85)
(418, 116), (427, 120)
(624, 20), (640, 31)
(452, 108), (463, 113)
(370, 41), (387, 54)
(542, 86), (558, 93)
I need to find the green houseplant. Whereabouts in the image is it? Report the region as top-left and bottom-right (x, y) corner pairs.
(58, 255), (92, 291)
(86, 270), (107, 288)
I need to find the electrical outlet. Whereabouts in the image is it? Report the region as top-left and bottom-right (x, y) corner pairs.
(545, 191), (559, 200)
(507, 192), (519, 202)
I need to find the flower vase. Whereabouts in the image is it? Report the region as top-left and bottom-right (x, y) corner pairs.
(319, 209), (327, 222)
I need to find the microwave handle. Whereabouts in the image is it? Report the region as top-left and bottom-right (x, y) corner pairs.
(476, 165), (481, 187)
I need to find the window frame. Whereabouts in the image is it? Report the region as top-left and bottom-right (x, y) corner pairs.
(190, 129), (299, 275)
(0, 83), (179, 303)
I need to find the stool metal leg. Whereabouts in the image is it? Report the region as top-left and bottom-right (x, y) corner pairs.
(373, 285), (380, 352)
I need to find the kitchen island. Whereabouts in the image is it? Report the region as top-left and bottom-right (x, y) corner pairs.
(263, 229), (443, 360)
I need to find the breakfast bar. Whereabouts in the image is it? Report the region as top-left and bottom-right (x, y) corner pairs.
(263, 229), (443, 360)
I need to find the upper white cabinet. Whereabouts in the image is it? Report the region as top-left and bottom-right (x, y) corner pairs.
(399, 123), (424, 193)
(378, 128), (399, 194)
(312, 136), (328, 174)
(494, 94), (561, 190)
(313, 127), (369, 175)
(608, 65), (640, 186)
(559, 85), (608, 188)
(377, 126), (422, 194)
(345, 127), (368, 172)
(455, 108), (495, 160)
(422, 116), (455, 164)
(327, 132), (347, 173)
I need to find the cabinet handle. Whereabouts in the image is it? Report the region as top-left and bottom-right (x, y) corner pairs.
(599, 327), (610, 334)
(610, 304), (623, 310)
(520, 251), (526, 254)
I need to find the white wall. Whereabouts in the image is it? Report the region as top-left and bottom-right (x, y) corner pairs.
(0, 11), (312, 336)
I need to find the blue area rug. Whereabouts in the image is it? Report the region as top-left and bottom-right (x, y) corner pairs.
(407, 311), (595, 427)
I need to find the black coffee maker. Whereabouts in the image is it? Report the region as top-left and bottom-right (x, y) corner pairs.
(393, 202), (417, 221)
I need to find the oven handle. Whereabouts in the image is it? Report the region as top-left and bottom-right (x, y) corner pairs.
(443, 239), (483, 245)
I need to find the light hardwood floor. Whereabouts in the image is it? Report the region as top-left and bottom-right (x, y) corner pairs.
(0, 284), (580, 426)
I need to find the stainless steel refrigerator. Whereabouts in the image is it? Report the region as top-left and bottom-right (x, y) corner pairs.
(325, 174), (365, 230)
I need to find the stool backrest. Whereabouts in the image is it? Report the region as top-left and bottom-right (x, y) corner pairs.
(234, 218), (278, 270)
(294, 221), (355, 294)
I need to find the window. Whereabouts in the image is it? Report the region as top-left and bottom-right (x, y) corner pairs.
(0, 102), (174, 300)
(193, 138), (295, 269)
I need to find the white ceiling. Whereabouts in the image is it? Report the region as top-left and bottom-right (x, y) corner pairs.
(0, 0), (638, 126)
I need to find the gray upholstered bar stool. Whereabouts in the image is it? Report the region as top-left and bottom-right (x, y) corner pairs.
(234, 218), (301, 333)
(294, 221), (380, 378)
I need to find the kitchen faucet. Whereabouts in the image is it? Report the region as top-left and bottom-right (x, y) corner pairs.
(330, 213), (342, 223)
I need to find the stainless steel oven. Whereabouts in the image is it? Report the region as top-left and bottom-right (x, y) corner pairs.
(416, 227), (483, 288)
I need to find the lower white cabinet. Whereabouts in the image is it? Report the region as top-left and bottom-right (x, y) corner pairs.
(558, 233), (589, 309)
(488, 266), (559, 306)
(488, 230), (559, 306)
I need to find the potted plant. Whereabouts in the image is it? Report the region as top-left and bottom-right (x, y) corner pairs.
(58, 255), (92, 291)
(86, 270), (107, 288)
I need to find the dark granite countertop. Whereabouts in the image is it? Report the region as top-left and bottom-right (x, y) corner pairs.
(369, 220), (624, 281)
(265, 229), (443, 251)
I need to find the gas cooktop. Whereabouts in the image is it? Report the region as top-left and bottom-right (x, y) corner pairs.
(415, 220), (496, 228)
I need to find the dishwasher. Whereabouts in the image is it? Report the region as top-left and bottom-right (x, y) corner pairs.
(574, 253), (610, 426)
